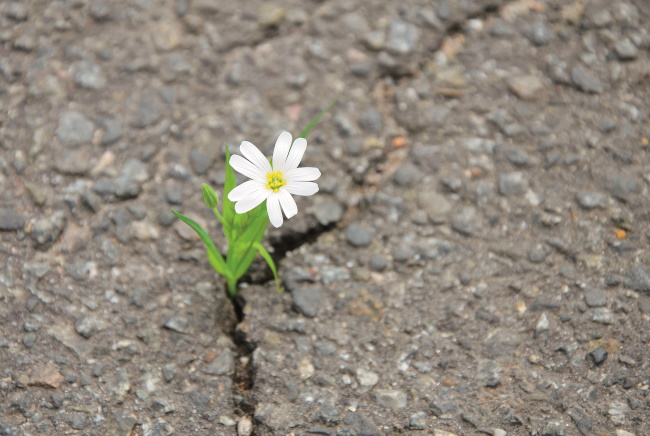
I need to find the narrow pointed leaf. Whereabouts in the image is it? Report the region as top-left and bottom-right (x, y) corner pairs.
(206, 247), (227, 276)
(234, 211), (248, 234)
(222, 145), (237, 238)
(299, 96), (339, 139)
(171, 210), (231, 281)
(254, 242), (282, 293)
(228, 207), (268, 278)
(229, 211), (269, 280)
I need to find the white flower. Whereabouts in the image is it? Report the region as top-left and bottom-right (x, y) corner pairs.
(227, 131), (321, 228)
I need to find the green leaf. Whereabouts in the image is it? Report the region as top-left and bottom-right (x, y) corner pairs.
(171, 210), (232, 281)
(229, 210), (269, 280)
(227, 208), (268, 278)
(206, 247), (227, 276)
(254, 242), (282, 293)
(299, 96), (339, 139)
(222, 145), (237, 240)
(234, 211), (248, 234)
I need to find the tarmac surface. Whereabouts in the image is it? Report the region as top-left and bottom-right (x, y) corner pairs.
(1, 0), (650, 435)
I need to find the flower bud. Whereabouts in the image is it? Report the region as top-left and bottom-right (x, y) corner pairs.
(202, 183), (219, 209)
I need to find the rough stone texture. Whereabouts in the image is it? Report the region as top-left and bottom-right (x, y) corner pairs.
(604, 174), (639, 202)
(74, 315), (107, 339)
(30, 210), (67, 246)
(417, 191), (452, 223)
(451, 206), (479, 236)
(625, 268), (650, 292)
(28, 365), (64, 389)
(163, 316), (190, 334)
(477, 360), (503, 387)
(589, 346), (608, 365)
(56, 111), (95, 146)
(374, 389), (407, 409)
(571, 67), (603, 94)
(98, 117), (123, 145)
(1, 0), (649, 435)
(130, 90), (164, 128)
(202, 349), (234, 376)
(498, 172), (527, 196)
(585, 289), (607, 307)
(614, 38), (638, 61)
(576, 192), (608, 209)
(0, 208), (25, 231)
(393, 162), (423, 186)
(507, 75), (545, 100)
(73, 60), (107, 89)
(345, 223), (372, 247)
(291, 287), (326, 318)
(385, 20), (420, 54)
(312, 196), (344, 225)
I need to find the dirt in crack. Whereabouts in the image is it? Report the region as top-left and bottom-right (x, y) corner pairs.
(217, 1), (510, 428)
(242, 222), (337, 286)
(221, 223), (335, 431)
(225, 293), (257, 427)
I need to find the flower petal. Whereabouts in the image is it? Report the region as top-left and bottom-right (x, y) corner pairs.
(234, 188), (271, 214)
(272, 131), (292, 173)
(278, 189), (298, 219)
(230, 155), (267, 183)
(285, 167), (321, 182)
(285, 181), (319, 196)
(285, 137), (307, 171)
(240, 141), (272, 174)
(228, 180), (266, 202)
(266, 194), (283, 228)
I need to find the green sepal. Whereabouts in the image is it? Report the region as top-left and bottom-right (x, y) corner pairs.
(171, 210), (231, 281)
(253, 242), (282, 293)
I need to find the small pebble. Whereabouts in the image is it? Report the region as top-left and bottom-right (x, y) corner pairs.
(345, 223), (372, 247)
(585, 289), (607, 307)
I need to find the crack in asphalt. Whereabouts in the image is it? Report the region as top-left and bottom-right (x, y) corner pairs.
(221, 2), (514, 433)
(228, 302), (258, 433)
(224, 222), (335, 435)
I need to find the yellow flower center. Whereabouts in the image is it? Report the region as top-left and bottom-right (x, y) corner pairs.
(265, 171), (286, 192)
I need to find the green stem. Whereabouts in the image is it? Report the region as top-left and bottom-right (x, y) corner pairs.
(212, 207), (232, 238)
(226, 277), (238, 298)
(232, 221), (268, 279)
(235, 228), (266, 275)
(299, 96), (339, 138)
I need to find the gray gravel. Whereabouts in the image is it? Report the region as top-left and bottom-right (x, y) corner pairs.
(0, 208), (24, 231)
(1, 0), (649, 434)
(56, 111), (95, 146)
